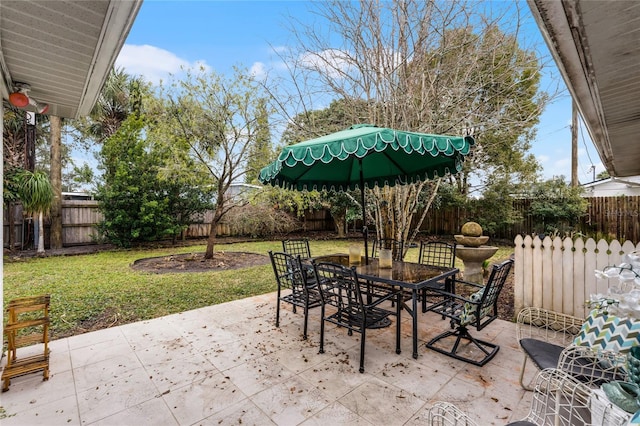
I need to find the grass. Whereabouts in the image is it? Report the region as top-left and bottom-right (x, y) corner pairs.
(3, 238), (515, 340)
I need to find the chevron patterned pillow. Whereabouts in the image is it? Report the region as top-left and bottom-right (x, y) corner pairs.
(573, 310), (640, 353)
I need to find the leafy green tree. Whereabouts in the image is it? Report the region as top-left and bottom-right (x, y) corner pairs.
(57, 69), (147, 245)
(527, 176), (588, 234)
(96, 116), (168, 246)
(245, 98), (273, 183)
(96, 114), (214, 247)
(63, 163), (95, 192)
(157, 66), (271, 259)
(464, 177), (523, 236)
(321, 190), (361, 238)
(272, 0), (549, 245)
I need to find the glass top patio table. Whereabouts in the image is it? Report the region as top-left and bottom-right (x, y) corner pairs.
(312, 254), (459, 358)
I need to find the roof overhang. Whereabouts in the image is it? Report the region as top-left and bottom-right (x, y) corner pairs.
(0, 0), (142, 119)
(528, 0), (640, 177)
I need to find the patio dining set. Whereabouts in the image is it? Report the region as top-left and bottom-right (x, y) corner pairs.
(270, 238), (513, 373)
(270, 238), (640, 426)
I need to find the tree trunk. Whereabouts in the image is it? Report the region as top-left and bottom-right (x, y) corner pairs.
(49, 116), (63, 249)
(37, 212), (45, 254)
(7, 202), (16, 251)
(205, 209), (223, 259)
(334, 214), (346, 238)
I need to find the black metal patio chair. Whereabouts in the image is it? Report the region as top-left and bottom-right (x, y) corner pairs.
(425, 259), (513, 366)
(418, 241), (456, 312)
(269, 251), (322, 340)
(313, 261), (402, 373)
(282, 239), (312, 259)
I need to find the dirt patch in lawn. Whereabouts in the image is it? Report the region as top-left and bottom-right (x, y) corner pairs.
(130, 251), (270, 273)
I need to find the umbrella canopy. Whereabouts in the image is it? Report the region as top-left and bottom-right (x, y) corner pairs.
(259, 124), (475, 262)
(259, 124), (474, 191)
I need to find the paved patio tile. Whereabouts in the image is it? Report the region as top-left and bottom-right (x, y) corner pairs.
(89, 397), (177, 426)
(197, 398), (276, 425)
(339, 377), (427, 426)
(301, 401), (374, 425)
(76, 366), (159, 425)
(161, 370), (247, 425)
(0, 292), (533, 425)
(250, 374), (333, 425)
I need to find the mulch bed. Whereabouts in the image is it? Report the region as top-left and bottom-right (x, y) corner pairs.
(130, 251), (270, 273)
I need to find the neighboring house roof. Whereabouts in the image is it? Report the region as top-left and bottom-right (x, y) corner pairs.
(226, 183), (262, 198)
(581, 176), (640, 197)
(528, 0), (640, 178)
(0, 0), (142, 119)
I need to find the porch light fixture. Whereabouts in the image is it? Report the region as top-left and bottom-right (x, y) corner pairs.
(8, 82), (49, 114)
(8, 91), (29, 107)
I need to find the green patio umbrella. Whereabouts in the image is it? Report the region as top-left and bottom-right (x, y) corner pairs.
(259, 124), (474, 261)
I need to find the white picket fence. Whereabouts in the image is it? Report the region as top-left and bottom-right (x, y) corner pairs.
(513, 235), (640, 319)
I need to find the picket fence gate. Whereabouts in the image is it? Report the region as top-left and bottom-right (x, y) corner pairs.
(513, 234), (640, 319)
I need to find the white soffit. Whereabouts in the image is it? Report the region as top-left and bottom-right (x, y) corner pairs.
(528, 0), (640, 177)
(0, 0), (142, 119)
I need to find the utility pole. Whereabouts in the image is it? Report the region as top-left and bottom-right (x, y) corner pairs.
(571, 100), (578, 187)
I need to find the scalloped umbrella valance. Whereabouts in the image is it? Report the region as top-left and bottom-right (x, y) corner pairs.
(259, 124), (475, 261)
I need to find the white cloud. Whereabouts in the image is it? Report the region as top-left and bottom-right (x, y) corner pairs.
(250, 62), (267, 79)
(115, 44), (210, 85)
(537, 154), (550, 164)
(553, 157), (571, 171)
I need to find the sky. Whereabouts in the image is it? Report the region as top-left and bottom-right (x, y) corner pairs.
(99, 0), (606, 185)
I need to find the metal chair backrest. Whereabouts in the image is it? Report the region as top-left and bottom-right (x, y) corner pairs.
(472, 259), (513, 329)
(282, 239), (312, 259)
(371, 239), (404, 261)
(269, 251), (307, 294)
(418, 241), (456, 268)
(314, 262), (364, 314)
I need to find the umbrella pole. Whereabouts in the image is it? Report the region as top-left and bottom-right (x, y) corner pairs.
(360, 160), (368, 265)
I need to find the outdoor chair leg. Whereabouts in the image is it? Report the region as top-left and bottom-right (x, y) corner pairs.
(395, 293), (401, 355)
(319, 305), (325, 354)
(303, 304), (309, 340)
(360, 324), (366, 373)
(275, 289), (281, 327)
(519, 355), (534, 391)
(426, 326), (500, 367)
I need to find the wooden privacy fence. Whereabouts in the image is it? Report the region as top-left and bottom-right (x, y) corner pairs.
(3, 202), (331, 248)
(513, 234), (640, 320)
(418, 196), (640, 242)
(3, 200), (105, 248)
(4, 196), (640, 248)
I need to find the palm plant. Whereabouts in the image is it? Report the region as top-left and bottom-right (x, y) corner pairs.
(88, 67), (145, 142)
(16, 170), (54, 254)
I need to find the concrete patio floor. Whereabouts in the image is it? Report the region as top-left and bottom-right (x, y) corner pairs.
(1, 292), (535, 425)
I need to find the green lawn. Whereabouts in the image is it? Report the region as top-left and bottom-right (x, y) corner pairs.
(3, 239), (514, 340)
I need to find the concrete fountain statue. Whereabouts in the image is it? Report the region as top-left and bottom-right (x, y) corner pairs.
(454, 221), (498, 284)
